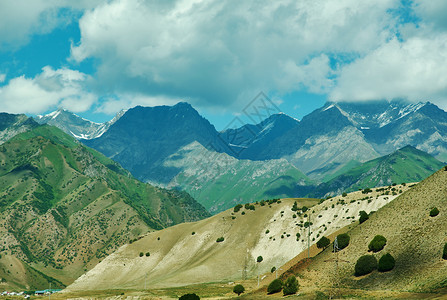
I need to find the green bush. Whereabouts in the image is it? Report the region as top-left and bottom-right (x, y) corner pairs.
(271, 266), (276, 273)
(216, 237), (224, 243)
(443, 243), (447, 259)
(316, 236), (330, 250)
(430, 207), (439, 217)
(355, 255), (377, 276)
(291, 201), (299, 211)
(145, 252), (150, 257)
(336, 233), (350, 250)
(257, 256), (263, 263)
(368, 235), (387, 252)
(234, 204), (243, 213)
(359, 210), (369, 224)
(139, 252), (144, 257)
(283, 276), (299, 296)
(342, 192), (347, 197)
(179, 293), (200, 300)
(378, 253), (395, 272)
(267, 279), (283, 294)
(233, 284), (245, 296)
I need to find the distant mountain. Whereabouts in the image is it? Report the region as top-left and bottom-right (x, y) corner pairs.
(314, 145), (444, 197)
(0, 125), (209, 290)
(83, 103), (227, 184)
(219, 112), (299, 159)
(164, 142), (313, 213)
(0, 113), (38, 143)
(35, 108), (125, 140)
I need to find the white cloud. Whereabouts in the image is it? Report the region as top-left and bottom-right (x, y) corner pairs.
(71, 0), (399, 109)
(0, 0), (106, 49)
(0, 66), (96, 114)
(95, 94), (181, 115)
(0, 74), (5, 83)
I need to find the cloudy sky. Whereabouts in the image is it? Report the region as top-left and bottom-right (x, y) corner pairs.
(0, 0), (446, 129)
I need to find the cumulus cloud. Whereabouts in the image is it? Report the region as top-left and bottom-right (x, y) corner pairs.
(71, 0), (399, 110)
(0, 0), (106, 49)
(0, 66), (96, 114)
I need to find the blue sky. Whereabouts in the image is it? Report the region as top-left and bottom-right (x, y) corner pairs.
(0, 0), (446, 130)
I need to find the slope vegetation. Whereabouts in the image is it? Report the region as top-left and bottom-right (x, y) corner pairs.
(0, 125), (209, 290)
(296, 166), (447, 293)
(66, 183), (411, 291)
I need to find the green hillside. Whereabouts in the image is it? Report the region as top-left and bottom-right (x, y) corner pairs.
(164, 142), (313, 213)
(0, 125), (209, 290)
(315, 145), (444, 196)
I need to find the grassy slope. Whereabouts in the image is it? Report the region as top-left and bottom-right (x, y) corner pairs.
(294, 166), (447, 293)
(65, 184), (411, 291)
(0, 125), (209, 290)
(165, 142), (313, 214)
(315, 145), (444, 196)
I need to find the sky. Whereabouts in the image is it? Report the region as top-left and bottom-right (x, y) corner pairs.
(0, 0), (446, 130)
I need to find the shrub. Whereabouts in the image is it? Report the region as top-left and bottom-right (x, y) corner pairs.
(234, 204), (243, 213)
(267, 279), (283, 294)
(430, 207), (439, 217)
(283, 275), (298, 296)
(233, 284), (245, 296)
(145, 252), (150, 257)
(342, 192), (347, 197)
(368, 235), (387, 252)
(336, 233), (350, 250)
(316, 236), (330, 250)
(359, 210), (369, 224)
(378, 253), (395, 272)
(443, 243), (447, 260)
(271, 266), (276, 273)
(216, 237), (224, 243)
(191, 232), (195, 235)
(292, 201), (299, 211)
(139, 252), (144, 257)
(257, 256), (263, 263)
(179, 293), (200, 300)
(301, 206), (308, 213)
(355, 255), (377, 276)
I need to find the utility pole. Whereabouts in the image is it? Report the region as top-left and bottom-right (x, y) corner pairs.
(325, 237), (349, 299)
(307, 213), (311, 259)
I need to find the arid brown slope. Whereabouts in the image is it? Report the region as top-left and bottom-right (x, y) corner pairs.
(297, 167), (447, 293)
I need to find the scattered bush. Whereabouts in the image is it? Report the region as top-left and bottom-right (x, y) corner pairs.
(355, 255), (377, 276)
(191, 232), (195, 235)
(301, 206), (308, 213)
(179, 293), (200, 300)
(216, 237), (224, 243)
(443, 243), (447, 260)
(271, 266), (276, 273)
(342, 192), (347, 197)
(257, 256), (263, 263)
(267, 279), (283, 294)
(265, 229), (270, 234)
(291, 201), (299, 212)
(145, 252), (150, 257)
(234, 204), (243, 213)
(233, 284), (245, 296)
(139, 252), (144, 257)
(336, 233), (350, 250)
(316, 236), (330, 250)
(359, 210), (369, 224)
(378, 253), (395, 272)
(283, 276), (299, 296)
(368, 235), (387, 252)
(430, 207), (439, 217)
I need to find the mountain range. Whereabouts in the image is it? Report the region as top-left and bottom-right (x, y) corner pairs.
(32, 100), (447, 212)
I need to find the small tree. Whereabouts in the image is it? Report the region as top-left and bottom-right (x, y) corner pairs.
(378, 253), (395, 272)
(430, 207), (439, 217)
(139, 252), (144, 257)
(316, 236), (330, 250)
(359, 210), (369, 224)
(283, 275), (299, 296)
(145, 252), (150, 257)
(267, 279), (282, 294)
(216, 237), (224, 243)
(368, 235), (387, 252)
(336, 233), (350, 250)
(443, 243), (447, 259)
(234, 204), (243, 213)
(179, 293), (200, 300)
(342, 192), (347, 197)
(355, 255), (377, 276)
(257, 256), (263, 263)
(271, 266), (276, 273)
(233, 284), (245, 296)
(291, 201), (299, 212)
